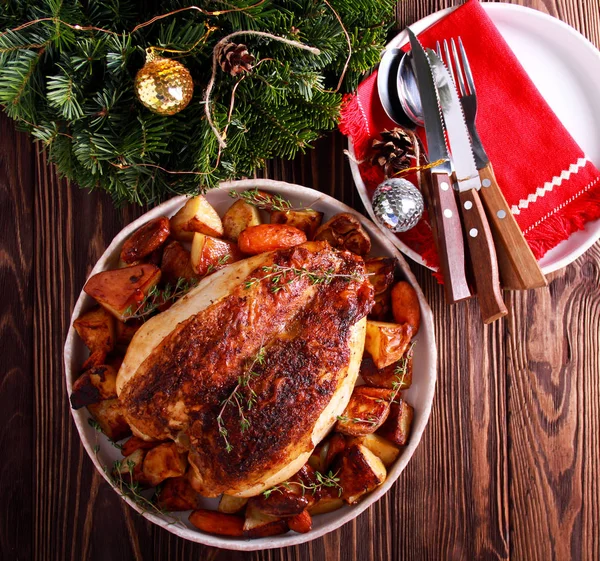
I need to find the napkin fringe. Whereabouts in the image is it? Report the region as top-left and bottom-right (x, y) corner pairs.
(524, 183), (600, 260)
(339, 94), (371, 160)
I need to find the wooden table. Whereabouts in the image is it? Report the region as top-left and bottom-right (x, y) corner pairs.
(2, 1), (599, 559)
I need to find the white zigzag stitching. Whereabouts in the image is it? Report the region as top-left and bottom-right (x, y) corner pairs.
(511, 157), (589, 215)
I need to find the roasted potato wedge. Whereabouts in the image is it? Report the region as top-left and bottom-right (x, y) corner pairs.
(390, 281), (421, 333)
(308, 433), (346, 473)
(115, 319), (141, 347)
(83, 264), (161, 322)
(170, 195), (224, 240)
(288, 510), (312, 534)
(70, 365), (118, 409)
(337, 443), (386, 504)
(360, 354), (413, 391)
(314, 213), (371, 255)
(377, 399), (414, 446)
(157, 471), (203, 511)
(120, 216), (170, 264)
(350, 434), (400, 467)
(243, 503), (289, 538)
(191, 233), (241, 276)
(87, 398), (131, 441)
(365, 257), (395, 295)
(308, 494), (344, 515)
(81, 349), (108, 371)
(222, 199), (261, 241)
(74, 306), (116, 354)
(364, 320), (414, 369)
(160, 240), (197, 284)
(218, 494), (249, 514)
(238, 224), (307, 255)
(113, 449), (148, 485)
(250, 488), (310, 518)
(335, 386), (393, 436)
(142, 442), (187, 487)
(270, 209), (323, 240)
(369, 290), (392, 321)
(189, 509), (244, 537)
(121, 435), (162, 457)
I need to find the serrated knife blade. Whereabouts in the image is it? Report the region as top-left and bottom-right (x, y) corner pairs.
(425, 49), (481, 192)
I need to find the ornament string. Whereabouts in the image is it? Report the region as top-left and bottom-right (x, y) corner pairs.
(393, 158), (448, 177)
(322, 0), (352, 93)
(204, 31), (321, 150)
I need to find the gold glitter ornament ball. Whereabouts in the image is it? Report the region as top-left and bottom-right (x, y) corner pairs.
(134, 57), (194, 115)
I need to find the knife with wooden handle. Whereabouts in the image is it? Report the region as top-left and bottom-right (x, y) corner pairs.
(407, 30), (471, 304)
(413, 41), (507, 323)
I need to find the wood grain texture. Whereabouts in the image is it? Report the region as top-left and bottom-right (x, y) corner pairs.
(0, 1), (598, 560)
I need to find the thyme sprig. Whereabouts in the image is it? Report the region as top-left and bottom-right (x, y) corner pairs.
(229, 188), (294, 212)
(107, 459), (181, 526)
(389, 341), (417, 403)
(124, 277), (198, 321)
(217, 346), (267, 453)
(262, 470), (342, 499)
(244, 264), (368, 294)
(336, 414), (380, 427)
(206, 254), (231, 275)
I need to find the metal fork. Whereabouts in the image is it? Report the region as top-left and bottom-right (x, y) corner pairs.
(436, 38), (547, 290)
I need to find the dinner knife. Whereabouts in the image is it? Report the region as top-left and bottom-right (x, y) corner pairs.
(461, 105), (547, 290)
(406, 30), (471, 304)
(422, 46), (508, 323)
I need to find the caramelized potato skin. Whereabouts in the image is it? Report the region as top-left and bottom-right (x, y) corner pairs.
(160, 241), (197, 284)
(83, 264), (161, 322)
(157, 471), (203, 511)
(74, 307), (116, 354)
(360, 355), (413, 390)
(314, 213), (371, 255)
(365, 257), (395, 294)
(70, 365), (118, 409)
(191, 233), (241, 276)
(335, 386), (394, 436)
(337, 443), (386, 504)
(390, 281), (421, 333)
(170, 195), (224, 240)
(142, 442), (187, 487)
(270, 210), (323, 240)
(364, 320), (414, 369)
(238, 224), (307, 255)
(87, 399), (131, 441)
(120, 217), (170, 264)
(377, 400), (414, 446)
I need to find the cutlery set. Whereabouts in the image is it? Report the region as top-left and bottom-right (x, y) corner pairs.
(380, 30), (547, 323)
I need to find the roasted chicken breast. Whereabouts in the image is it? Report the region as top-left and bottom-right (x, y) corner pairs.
(117, 241), (374, 497)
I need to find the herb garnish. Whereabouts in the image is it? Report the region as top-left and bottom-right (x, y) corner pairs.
(244, 264), (367, 294)
(336, 414), (380, 427)
(262, 470), (343, 499)
(124, 277), (198, 321)
(229, 188), (293, 212)
(217, 346), (268, 453)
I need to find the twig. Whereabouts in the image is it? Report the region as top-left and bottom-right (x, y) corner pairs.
(204, 31), (321, 149)
(322, 0), (352, 92)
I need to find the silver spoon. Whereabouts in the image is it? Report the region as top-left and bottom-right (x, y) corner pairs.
(397, 53), (424, 127)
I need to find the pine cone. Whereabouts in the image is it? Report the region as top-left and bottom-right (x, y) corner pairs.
(371, 128), (415, 177)
(218, 42), (255, 76)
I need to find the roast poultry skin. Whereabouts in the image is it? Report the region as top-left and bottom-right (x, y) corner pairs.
(117, 241), (374, 497)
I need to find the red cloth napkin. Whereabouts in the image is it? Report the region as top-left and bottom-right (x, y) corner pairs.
(340, 0), (600, 270)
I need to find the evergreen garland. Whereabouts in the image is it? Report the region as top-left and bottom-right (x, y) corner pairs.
(0, 0), (395, 205)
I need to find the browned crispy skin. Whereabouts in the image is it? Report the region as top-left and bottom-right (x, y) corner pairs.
(119, 243), (373, 496)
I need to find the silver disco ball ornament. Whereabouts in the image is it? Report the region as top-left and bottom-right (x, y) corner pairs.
(372, 178), (424, 233)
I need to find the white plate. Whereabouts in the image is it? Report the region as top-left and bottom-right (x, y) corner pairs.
(349, 3), (600, 274)
(64, 179), (437, 551)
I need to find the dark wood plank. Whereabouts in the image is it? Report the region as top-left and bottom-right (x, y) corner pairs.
(0, 113), (35, 561)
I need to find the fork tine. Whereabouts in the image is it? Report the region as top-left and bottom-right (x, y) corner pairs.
(443, 39), (457, 88)
(450, 38), (467, 96)
(458, 37), (476, 95)
(436, 41), (442, 59)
